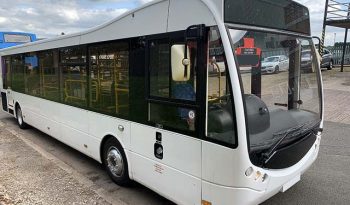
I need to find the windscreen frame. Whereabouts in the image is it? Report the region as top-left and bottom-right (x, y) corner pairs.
(224, 0), (311, 36)
(225, 25), (323, 156)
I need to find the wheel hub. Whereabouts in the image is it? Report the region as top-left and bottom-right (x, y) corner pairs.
(106, 147), (124, 177)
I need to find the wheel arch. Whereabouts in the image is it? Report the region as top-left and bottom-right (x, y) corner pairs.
(99, 134), (127, 164)
(14, 101), (21, 117)
(99, 134), (133, 180)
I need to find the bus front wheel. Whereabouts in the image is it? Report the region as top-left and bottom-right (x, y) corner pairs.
(16, 105), (28, 129)
(103, 137), (131, 186)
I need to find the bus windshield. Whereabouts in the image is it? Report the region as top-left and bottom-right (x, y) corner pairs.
(229, 28), (321, 166)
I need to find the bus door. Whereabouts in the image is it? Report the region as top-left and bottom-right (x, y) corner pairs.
(2, 56), (14, 112)
(129, 25), (206, 205)
(6, 89), (14, 111)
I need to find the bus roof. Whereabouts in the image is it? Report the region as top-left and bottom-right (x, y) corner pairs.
(0, 0), (309, 56)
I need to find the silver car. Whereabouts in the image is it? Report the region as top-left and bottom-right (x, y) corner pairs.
(261, 55), (289, 74)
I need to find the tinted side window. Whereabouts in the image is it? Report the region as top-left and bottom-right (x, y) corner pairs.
(11, 54), (25, 93)
(60, 47), (87, 107)
(24, 52), (40, 96)
(39, 50), (60, 102)
(89, 41), (130, 117)
(149, 40), (170, 98)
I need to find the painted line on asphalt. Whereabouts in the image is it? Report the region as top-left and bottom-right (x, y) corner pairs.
(2, 121), (127, 205)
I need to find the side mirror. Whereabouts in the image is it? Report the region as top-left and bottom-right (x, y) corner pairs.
(171, 44), (191, 81)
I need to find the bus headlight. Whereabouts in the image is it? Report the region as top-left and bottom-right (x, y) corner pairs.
(245, 167), (254, 177)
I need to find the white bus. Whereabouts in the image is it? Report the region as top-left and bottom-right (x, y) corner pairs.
(0, 0), (323, 204)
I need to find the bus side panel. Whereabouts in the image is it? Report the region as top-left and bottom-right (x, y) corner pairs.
(58, 103), (99, 160)
(130, 152), (201, 205)
(88, 111), (131, 162)
(12, 91), (131, 164)
(14, 93), (61, 140)
(130, 123), (202, 205)
(14, 93), (100, 161)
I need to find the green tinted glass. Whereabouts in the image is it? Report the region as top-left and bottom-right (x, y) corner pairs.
(39, 50), (60, 102)
(24, 53), (40, 96)
(11, 54), (25, 93)
(60, 47), (87, 107)
(89, 42), (129, 117)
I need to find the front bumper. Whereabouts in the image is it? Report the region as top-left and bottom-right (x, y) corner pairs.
(201, 133), (321, 205)
(261, 67), (274, 74)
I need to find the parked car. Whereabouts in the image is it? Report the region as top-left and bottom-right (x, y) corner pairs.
(302, 48), (333, 73)
(320, 48), (333, 70)
(261, 55), (289, 74)
(301, 50), (313, 73)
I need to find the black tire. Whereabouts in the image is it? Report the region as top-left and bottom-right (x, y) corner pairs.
(327, 60), (333, 70)
(103, 137), (131, 186)
(274, 65), (280, 74)
(16, 105), (28, 129)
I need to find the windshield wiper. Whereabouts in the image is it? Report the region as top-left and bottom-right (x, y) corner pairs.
(261, 120), (321, 166)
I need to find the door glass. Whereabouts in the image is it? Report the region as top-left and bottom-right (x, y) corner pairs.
(206, 27), (236, 145)
(148, 38), (198, 133)
(149, 103), (196, 132)
(149, 40), (170, 98)
(2, 56), (11, 89)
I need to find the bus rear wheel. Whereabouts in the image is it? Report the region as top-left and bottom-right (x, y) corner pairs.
(16, 105), (28, 129)
(103, 137), (131, 186)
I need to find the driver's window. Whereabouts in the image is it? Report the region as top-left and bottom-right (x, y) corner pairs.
(206, 27), (236, 146)
(148, 38), (198, 133)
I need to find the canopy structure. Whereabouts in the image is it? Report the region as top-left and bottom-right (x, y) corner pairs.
(321, 0), (350, 72)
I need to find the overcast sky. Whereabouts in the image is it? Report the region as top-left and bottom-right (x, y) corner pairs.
(0, 0), (347, 46)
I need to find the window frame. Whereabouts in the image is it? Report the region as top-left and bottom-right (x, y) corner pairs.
(145, 31), (203, 137)
(59, 45), (88, 108)
(205, 26), (239, 149)
(87, 40), (130, 118)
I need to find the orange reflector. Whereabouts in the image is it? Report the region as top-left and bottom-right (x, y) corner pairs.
(202, 200), (212, 205)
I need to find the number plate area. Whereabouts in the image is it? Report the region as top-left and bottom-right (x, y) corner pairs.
(281, 174), (300, 192)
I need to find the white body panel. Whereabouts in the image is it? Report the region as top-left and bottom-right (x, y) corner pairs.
(80, 0), (169, 44)
(6, 89), (14, 109)
(167, 0), (216, 32)
(130, 123), (202, 204)
(202, 134), (320, 205)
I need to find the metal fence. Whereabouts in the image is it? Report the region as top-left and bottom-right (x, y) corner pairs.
(330, 43), (350, 65)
